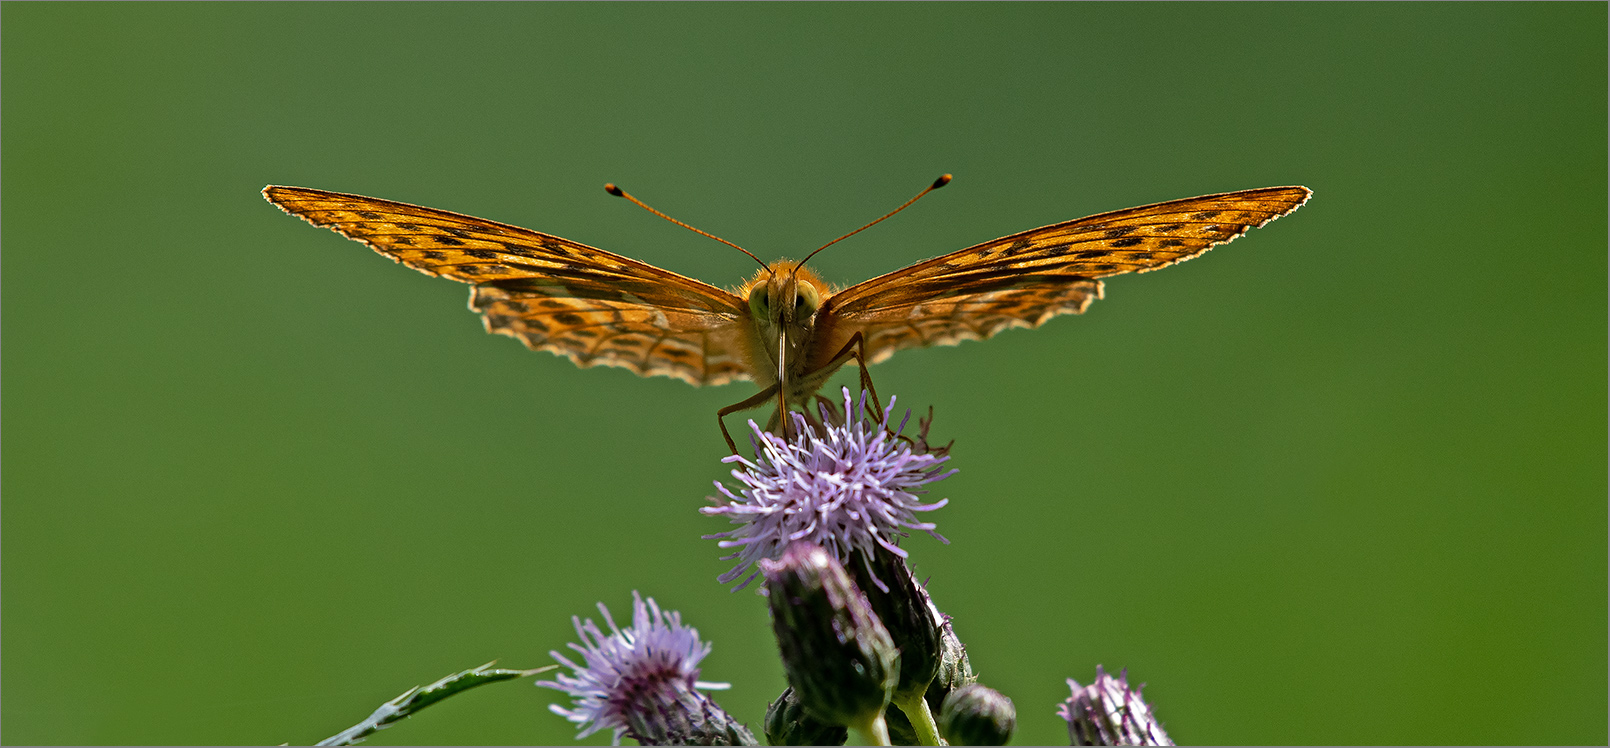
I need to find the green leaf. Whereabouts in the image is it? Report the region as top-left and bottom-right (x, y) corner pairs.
(315, 661), (555, 746)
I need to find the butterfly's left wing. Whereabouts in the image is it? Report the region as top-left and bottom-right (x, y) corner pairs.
(815, 186), (1311, 365)
(263, 186), (755, 385)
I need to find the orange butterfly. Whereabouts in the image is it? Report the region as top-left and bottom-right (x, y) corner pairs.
(263, 179), (1309, 451)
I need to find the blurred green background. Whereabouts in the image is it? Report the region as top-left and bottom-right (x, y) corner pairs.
(3, 3), (1604, 745)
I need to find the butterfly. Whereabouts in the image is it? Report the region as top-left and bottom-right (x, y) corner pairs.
(263, 179), (1310, 451)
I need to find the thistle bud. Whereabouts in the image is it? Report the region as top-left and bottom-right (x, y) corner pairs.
(938, 684), (1016, 746)
(762, 544), (898, 739)
(888, 597), (980, 744)
(1058, 666), (1173, 746)
(928, 601), (977, 709)
(848, 548), (942, 704)
(763, 687), (849, 746)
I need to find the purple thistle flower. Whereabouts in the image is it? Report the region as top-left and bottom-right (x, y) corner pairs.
(537, 592), (746, 745)
(1057, 666), (1174, 746)
(702, 388), (956, 590)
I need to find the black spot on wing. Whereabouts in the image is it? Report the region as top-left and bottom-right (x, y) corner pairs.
(901, 267), (1091, 298)
(1109, 237), (1144, 248)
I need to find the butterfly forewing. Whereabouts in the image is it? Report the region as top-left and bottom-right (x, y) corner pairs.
(816, 186), (1311, 366)
(263, 186), (753, 385)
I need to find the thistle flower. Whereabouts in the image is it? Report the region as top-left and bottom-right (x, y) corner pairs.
(703, 388), (956, 590)
(537, 592), (754, 746)
(1057, 666), (1173, 746)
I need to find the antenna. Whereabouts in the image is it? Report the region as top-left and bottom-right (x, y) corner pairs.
(796, 173), (952, 269)
(605, 183), (768, 269)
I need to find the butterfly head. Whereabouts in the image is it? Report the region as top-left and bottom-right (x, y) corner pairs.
(745, 261), (828, 372)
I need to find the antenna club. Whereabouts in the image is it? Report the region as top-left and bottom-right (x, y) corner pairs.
(932, 174), (953, 189)
(604, 183), (624, 197)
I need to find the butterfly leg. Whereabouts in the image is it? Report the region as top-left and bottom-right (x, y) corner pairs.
(812, 332), (885, 418)
(718, 383), (782, 455)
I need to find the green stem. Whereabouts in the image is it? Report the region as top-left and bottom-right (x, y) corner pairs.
(852, 710), (892, 746)
(893, 691), (943, 746)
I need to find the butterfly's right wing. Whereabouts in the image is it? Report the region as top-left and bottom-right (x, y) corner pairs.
(263, 186), (755, 386)
(817, 186), (1311, 365)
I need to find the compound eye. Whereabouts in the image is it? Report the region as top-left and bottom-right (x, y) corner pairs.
(748, 285), (770, 319)
(794, 283), (821, 315)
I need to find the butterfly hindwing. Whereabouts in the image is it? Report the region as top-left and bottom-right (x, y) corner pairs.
(262, 186), (754, 385)
(817, 186), (1311, 364)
